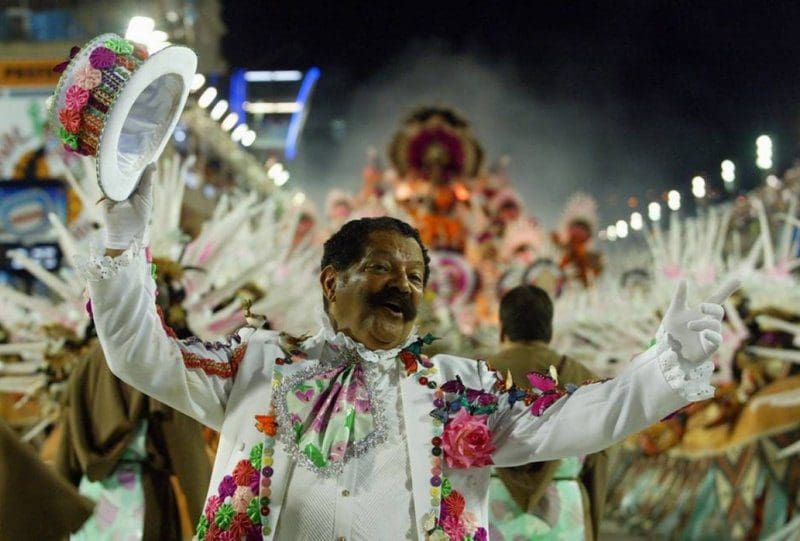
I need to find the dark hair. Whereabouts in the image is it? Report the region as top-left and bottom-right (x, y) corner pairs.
(499, 284), (553, 342)
(321, 217), (431, 284)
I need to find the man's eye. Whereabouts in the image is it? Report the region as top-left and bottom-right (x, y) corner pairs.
(371, 264), (389, 272)
(410, 274), (423, 284)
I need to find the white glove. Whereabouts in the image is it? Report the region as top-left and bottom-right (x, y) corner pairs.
(659, 278), (740, 365)
(101, 165), (155, 250)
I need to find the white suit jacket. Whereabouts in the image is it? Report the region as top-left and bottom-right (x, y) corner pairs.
(84, 248), (701, 540)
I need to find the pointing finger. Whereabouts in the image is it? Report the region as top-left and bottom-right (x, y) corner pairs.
(668, 280), (689, 312)
(705, 278), (741, 305)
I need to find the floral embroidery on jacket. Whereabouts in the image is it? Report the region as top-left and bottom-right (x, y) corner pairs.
(420, 477), (488, 541)
(197, 445), (264, 540)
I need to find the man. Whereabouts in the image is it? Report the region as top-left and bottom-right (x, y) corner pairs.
(78, 170), (736, 541)
(487, 285), (607, 540)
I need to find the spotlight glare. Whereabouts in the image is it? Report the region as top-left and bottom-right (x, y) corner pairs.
(190, 73), (205, 92)
(274, 170), (290, 187)
(220, 112), (239, 131)
(125, 16), (154, 41)
(241, 130), (257, 147)
(691, 176), (706, 198)
(630, 212), (643, 231)
(150, 30), (169, 43)
(606, 225), (617, 241)
(756, 135), (772, 148)
(648, 202), (662, 221)
(231, 123), (249, 142)
(616, 220), (629, 239)
(210, 100), (228, 121)
(721, 160), (735, 183)
(197, 87), (217, 109)
(667, 190), (681, 211)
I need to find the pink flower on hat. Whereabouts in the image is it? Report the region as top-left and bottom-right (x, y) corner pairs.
(89, 46), (116, 69)
(65, 85), (89, 110)
(441, 409), (495, 469)
(58, 108), (81, 133)
(74, 64), (102, 90)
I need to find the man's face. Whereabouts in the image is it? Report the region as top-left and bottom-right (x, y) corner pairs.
(321, 230), (425, 351)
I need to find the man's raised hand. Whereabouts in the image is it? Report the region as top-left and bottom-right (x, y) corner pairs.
(660, 278), (740, 364)
(101, 164), (156, 250)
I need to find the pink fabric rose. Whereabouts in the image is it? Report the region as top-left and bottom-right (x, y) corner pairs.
(474, 527), (488, 541)
(441, 409), (495, 468)
(74, 64), (102, 89)
(231, 486), (254, 513)
(89, 46), (116, 69)
(462, 511), (479, 534)
(204, 495), (222, 520)
(65, 85), (89, 110)
(441, 514), (466, 540)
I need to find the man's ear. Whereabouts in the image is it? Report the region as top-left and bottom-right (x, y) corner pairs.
(320, 265), (338, 305)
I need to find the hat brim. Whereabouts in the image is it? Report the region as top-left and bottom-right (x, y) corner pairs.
(97, 45), (197, 201)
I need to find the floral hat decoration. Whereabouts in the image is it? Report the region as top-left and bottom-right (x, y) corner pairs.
(49, 33), (197, 201)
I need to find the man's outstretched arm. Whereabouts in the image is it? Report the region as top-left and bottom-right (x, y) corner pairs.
(77, 167), (243, 430)
(484, 278), (738, 466)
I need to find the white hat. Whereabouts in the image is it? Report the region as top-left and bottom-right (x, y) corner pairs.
(50, 33), (196, 201)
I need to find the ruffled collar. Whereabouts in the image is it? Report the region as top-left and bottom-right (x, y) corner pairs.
(315, 308), (419, 364)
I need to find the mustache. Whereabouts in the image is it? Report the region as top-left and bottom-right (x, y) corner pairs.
(367, 287), (417, 321)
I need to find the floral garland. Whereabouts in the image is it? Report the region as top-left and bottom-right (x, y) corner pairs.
(51, 35), (149, 156)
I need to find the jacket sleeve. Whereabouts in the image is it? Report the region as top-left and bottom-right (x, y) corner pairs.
(78, 243), (246, 430)
(487, 338), (712, 466)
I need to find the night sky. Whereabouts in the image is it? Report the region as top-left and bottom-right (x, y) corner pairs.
(221, 0), (800, 226)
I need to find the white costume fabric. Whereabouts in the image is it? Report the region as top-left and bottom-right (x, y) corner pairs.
(79, 243), (713, 541)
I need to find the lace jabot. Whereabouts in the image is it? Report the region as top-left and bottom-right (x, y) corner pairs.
(314, 308), (419, 364)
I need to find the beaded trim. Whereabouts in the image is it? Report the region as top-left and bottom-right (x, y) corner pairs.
(180, 344), (247, 379)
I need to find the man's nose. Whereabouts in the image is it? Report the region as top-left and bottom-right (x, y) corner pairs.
(390, 270), (412, 293)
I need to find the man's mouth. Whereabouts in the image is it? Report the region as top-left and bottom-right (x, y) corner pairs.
(367, 287), (417, 322)
(380, 301), (404, 317)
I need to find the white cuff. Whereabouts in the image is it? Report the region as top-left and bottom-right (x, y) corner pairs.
(653, 332), (715, 402)
(73, 238), (145, 282)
